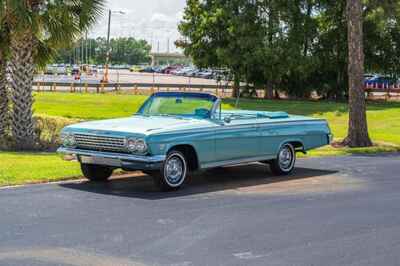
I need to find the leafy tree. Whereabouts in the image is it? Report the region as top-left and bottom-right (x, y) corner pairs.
(54, 37), (151, 65)
(5, 0), (104, 150)
(178, 0), (262, 97)
(309, 0), (348, 100)
(364, 0), (400, 78)
(178, 0), (400, 147)
(109, 38), (151, 65)
(178, 0), (324, 98)
(179, 0), (400, 98)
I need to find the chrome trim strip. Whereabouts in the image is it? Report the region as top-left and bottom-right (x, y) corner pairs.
(201, 155), (276, 169)
(57, 147), (166, 163)
(153, 120), (328, 136)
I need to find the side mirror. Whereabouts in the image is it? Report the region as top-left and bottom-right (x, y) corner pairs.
(224, 116), (232, 124)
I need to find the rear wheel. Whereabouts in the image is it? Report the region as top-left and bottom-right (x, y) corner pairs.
(152, 150), (188, 191)
(81, 164), (113, 182)
(269, 143), (296, 175)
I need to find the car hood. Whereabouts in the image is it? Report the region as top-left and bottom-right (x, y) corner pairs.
(64, 115), (216, 136)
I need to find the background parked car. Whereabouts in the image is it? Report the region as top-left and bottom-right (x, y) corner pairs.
(365, 75), (399, 88)
(71, 67), (80, 76)
(196, 69), (214, 79)
(162, 65), (181, 74)
(130, 65), (144, 72)
(186, 68), (200, 77)
(176, 67), (196, 76)
(153, 66), (164, 73)
(139, 66), (156, 73)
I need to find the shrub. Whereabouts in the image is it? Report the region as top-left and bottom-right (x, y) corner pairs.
(0, 115), (80, 152)
(34, 115), (80, 151)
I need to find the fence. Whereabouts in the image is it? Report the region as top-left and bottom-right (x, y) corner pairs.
(365, 83), (400, 100)
(34, 81), (269, 98)
(34, 80), (400, 101)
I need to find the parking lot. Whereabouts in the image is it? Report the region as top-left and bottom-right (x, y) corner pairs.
(34, 70), (224, 86)
(1, 154), (400, 266)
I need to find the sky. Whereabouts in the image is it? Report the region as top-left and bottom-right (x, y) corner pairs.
(90, 0), (187, 53)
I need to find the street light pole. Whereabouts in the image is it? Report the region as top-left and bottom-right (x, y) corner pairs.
(85, 31), (88, 65)
(102, 9), (112, 83)
(102, 9), (125, 83)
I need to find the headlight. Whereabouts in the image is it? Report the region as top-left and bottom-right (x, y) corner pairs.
(127, 138), (137, 152)
(126, 138), (148, 154)
(61, 133), (76, 148)
(135, 139), (148, 154)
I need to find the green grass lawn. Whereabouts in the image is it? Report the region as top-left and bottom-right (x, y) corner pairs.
(34, 92), (400, 146)
(0, 152), (81, 187)
(34, 92), (149, 120)
(1, 92), (399, 186)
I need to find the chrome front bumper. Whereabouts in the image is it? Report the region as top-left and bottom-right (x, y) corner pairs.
(57, 147), (166, 170)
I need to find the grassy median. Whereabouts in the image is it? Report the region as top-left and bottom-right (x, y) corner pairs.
(0, 92), (399, 187)
(0, 152), (81, 186)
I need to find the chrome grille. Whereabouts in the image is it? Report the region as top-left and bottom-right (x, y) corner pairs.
(74, 134), (127, 153)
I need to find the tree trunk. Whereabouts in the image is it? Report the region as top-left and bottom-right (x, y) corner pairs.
(264, 81), (274, 99)
(232, 73), (240, 98)
(343, 0), (372, 147)
(0, 52), (9, 138)
(303, 0), (312, 57)
(9, 30), (36, 150)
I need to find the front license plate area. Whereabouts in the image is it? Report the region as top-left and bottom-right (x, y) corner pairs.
(80, 156), (122, 167)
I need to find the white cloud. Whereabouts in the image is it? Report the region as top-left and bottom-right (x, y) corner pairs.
(89, 0), (186, 52)
(150, 13), (176, 23)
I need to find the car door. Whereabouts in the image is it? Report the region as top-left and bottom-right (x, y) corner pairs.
(258, 121), (282, 157)
(214, 119), (260, 162)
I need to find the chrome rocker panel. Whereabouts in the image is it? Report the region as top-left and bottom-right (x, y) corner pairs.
(57, 147), (166, 171)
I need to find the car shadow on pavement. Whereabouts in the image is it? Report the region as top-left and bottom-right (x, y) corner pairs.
(60, 163), (338, 200)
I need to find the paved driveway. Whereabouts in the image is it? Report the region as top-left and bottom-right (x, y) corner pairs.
(1, 154), (400, 266)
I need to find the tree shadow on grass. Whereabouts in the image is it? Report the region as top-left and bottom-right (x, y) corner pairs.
(60, 164), (338, 200)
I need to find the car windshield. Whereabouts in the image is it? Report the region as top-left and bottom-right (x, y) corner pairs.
(138, 93), (217, 118)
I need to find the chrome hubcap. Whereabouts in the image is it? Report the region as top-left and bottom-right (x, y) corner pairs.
(165, 156), (184, 184)
(279, 146), (293, 170)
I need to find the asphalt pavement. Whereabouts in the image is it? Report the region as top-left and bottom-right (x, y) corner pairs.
(1, 154), (400, 266)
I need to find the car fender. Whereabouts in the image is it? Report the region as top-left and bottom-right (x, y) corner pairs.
(164, 141), (198, 154)
(275, 138), (305, 155)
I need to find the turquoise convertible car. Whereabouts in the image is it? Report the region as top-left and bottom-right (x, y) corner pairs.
(58, 92), (332, 191)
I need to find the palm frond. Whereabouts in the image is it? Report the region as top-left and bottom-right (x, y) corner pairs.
(77, 0), (105, 31)
(35, 38), (56, 68)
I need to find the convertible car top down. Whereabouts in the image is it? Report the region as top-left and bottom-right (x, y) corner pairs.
(58, 92), (332, 191)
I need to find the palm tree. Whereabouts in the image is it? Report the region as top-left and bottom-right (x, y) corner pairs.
(5, 0), (104, 150)
(0, 3), (9, 138)
(0, 51), (8, 138)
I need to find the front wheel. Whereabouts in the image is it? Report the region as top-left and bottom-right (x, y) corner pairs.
(81, 164), (113, 182)
(269, 143), (296, 175)
(152, 150), (188, 191)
